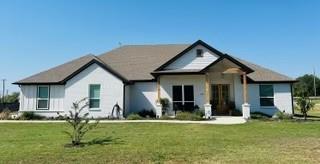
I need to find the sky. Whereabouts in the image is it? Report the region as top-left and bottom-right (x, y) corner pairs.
(0, 0), (319, 93)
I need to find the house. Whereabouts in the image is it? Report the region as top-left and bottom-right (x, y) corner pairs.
(14, 40), (296, 119)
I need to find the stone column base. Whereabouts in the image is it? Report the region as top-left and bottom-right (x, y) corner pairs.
(156, 102), (162, 118)
(204, 103), (212, 119)
(242, 103), (251, 119)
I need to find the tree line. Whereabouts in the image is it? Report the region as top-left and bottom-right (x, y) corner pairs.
(293, 74), (320, 97)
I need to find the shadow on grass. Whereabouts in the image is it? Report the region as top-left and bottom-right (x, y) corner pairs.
(86, 136), (124, 145)
(64, 136), (124, 148)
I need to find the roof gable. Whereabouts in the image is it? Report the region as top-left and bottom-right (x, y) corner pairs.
(164, 44), (220, 70)
(154, 40), (224, 71)
(14, 55), (128, 85)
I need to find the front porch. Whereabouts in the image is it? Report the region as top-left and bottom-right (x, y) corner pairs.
(154, 59), (251, 119)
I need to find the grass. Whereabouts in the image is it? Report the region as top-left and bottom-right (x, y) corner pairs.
(0, 121), (319, 163)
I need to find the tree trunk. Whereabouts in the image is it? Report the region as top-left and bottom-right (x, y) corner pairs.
(303, 112), (307, 121)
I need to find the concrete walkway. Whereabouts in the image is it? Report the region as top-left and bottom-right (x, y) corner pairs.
(0, 116), (246, 125)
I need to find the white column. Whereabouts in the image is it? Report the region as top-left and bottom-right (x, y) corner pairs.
(204, 73), (212, 119)
(156, 77), (162, 118)
(242, 73), (250, 119)
(242, 103), (250, 119)
(156, 102), (162, 118)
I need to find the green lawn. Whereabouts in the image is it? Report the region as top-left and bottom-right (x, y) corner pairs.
(0, 121), (320, 163)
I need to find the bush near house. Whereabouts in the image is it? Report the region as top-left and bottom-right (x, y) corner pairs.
(127, 114), (144, 120)
(274, 111), (293, 120)
(175, 112), (205, 121)
(19, 112), (45, 120)
(251, 112), (271, 120)
(137, 109), (156, 118)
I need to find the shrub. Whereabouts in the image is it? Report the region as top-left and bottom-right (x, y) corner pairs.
(127, 114), (143, 120)
(193, 108), (205, 117)
(0, 109), (11, 120)
(160, 98), (170, 115)
(20, 112), (44, 120)
(175, 112), (204, 121)
(274, 111), (293, 120)
(251, 112), (271, 120)
(159, 115), (174, 120)
(138, 109), (156, 118)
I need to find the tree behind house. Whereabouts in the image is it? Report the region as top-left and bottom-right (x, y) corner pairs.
(294, 74), (320, 97)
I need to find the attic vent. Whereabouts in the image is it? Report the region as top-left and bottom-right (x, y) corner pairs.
(196, 49), (203, 57)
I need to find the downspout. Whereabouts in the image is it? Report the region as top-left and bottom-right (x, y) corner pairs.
(123, 83), (126, 117)
(290, 83), (294, 115)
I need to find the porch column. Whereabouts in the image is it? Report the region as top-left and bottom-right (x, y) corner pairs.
(156, 76), (162, 118)
(242, 72), (250, 119)
(243, 72), (248, 104)
(204, 73), (212, 119)
(157, 77), (161, 102)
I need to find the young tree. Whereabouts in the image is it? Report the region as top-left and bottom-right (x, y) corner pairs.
(296, 96), (314, 120)
(64, 98), (99, 146)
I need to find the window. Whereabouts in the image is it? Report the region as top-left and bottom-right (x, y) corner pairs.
(259, 85), (274, 107)
(196, 49), (203, 57)
(37, 86), (49, 110)
(172, 85), (194, 112)
(89, 84), (101, 109)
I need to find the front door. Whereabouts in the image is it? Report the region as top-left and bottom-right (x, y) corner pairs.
(211, 84), (230, 115)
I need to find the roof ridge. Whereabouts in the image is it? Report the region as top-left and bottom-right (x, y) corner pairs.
(120, 43), (191, 47)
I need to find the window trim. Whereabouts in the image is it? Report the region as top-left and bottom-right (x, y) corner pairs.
(259, 84), (275, 107)
(89, 84), (101, 110)
(36, 85), (50, 110)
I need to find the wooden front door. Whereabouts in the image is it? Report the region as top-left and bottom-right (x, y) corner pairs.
(211, 84), (230, 115)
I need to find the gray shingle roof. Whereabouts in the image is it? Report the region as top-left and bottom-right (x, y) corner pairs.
(14, 55), (96, 84)
(98, 44), (190, 81)
(234, 57), (295, 82)
(14, 43), (295, 84)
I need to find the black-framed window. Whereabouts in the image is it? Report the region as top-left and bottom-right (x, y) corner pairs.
(172, 85), (194, 112)
(37, 86), (49, 110)
(259, 85), (274, 107)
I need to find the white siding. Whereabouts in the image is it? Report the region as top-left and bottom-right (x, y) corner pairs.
(166, 45), (219, 70)
(49, 85), (64, 111)
(234, 76), (293, 116)
(20, 85), (37, 111)
(274, 84), (293, 114)
(64, 63), (124, 118)
(19, 85), (64, 117)
(160, 75), (205, 115)
(128, 82), (157, 114)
